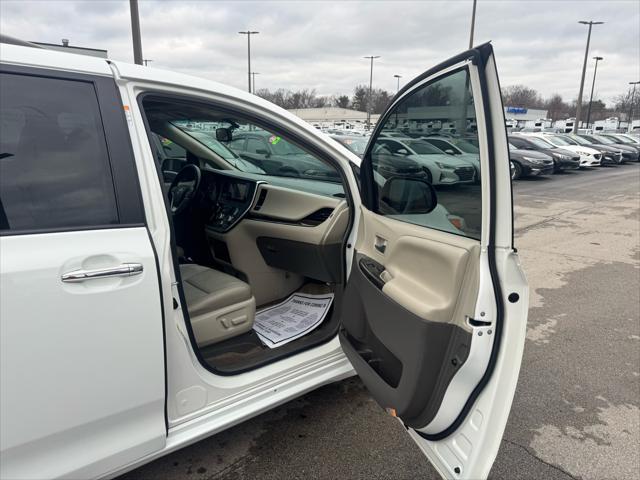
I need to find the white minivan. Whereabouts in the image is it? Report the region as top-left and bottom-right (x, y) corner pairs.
(0, 37), (528, 480)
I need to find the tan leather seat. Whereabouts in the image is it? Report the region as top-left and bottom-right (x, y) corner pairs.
(180, 264), (256, 347)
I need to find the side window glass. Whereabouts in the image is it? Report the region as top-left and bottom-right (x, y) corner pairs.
(159, 135), (187, 160)
(0, 73), (118, 232)
(154, 134), (187, 174)
(369, 67), (481, 239)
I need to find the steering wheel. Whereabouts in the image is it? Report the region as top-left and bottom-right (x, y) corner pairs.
(168, 164), (201, 215)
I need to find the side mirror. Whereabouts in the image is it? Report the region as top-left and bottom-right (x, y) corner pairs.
(396, 148), (409, 155)
(216, 128), (232, 142)
(444, 149), (456, 155)
(379, 177), (437, 215)
(255, 148), (270, 157)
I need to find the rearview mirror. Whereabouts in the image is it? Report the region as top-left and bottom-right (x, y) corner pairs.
(379, 177), (437, 215)
(216, 128), (232, 142)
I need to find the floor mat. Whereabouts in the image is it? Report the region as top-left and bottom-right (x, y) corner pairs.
(253, 292), (334, 349)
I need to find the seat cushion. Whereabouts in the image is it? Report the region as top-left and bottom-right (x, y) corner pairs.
(179, 264), (252, 316)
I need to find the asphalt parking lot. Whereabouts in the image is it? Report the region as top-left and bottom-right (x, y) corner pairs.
(123, 163), (640, 480)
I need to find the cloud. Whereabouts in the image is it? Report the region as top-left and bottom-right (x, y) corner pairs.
(1, 0), (638, 104)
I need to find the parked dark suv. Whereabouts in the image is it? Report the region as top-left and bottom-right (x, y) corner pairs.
(508, 135), (580, 172)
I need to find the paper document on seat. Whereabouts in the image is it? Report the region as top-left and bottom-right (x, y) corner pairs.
(253, 293), (334, 349)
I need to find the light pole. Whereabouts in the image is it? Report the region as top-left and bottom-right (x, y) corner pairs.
(629, 81), (640, 127)
(573, 20), (604, 132)
(394, 74), (402, 93)
(239, 31), (259, 93)
(364, 55), (380, 130)
(129, 0), (143, 65)
(251, 72), (260, 94)
(585, 56), (603, 128)
(468, 0), (477, 49)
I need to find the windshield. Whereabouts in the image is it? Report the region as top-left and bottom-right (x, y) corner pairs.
(171, 124), (266, 174)
(406, 140), (444, 155)
(546, 135), (573, 146)
(591, 135), (616, 145)
(565, 135), (593, 146)
(603, 134), (632, 144)
(336, 137), (368, 154)
(519, 136), (554, 149)
(265, 135), (308, 155)
(183, 130), (237, 160)
(449, 138), (480, 153)
(556, 135), (579, 145)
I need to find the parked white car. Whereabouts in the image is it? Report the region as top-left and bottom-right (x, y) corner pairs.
(0, 37), (528, 480)
(420, 136), (481, 178)
(518, 132), (602, 166)
(374, 137), (477, 185)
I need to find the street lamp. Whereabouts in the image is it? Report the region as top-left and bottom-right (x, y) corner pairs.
(129, 0), (143, 65)
(468, 0), (477, 49)
(629, 81), (640, 127)
(573, 20), (604, 132)
(364, 55), (380, 130)
(394, 74), (402, 93)
(251, 72), (260, 94)
(239, 31), (259, 93)
(585, 56), (603, 128)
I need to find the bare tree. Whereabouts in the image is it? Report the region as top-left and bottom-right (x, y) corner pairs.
(613, 86), (640, 121)
(501, 85), (543, 108)
(255, 88), (330, 109)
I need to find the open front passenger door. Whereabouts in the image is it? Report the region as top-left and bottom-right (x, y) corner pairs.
(339, 44), (528, 479)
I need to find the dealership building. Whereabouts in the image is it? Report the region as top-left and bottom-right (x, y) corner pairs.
(288, 107), (380, 129)
(503, 107), (549, 128)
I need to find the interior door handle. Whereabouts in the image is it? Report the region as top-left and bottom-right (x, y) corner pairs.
(61, 263), (143, 283)
(374, 236), (388, 254)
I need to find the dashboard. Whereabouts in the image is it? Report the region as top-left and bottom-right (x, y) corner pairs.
(195, 169), (350, 304)
(201, 171), (258, 233)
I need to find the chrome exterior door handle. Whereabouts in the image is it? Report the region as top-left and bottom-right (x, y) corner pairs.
(61, 263), (143, 283)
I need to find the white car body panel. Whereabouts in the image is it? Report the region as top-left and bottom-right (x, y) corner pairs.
(0, 228), (166, 480)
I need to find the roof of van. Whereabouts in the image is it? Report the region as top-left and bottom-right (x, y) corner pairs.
(0, 42), (360, 165)
(0, 43), (112, 76)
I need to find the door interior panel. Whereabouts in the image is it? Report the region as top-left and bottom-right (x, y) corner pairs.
(339, 253), (472, 427)
(340, 208), (480, 428)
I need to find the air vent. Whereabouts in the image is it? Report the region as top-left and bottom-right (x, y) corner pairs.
(301, 208), (334, 226)
(253, 188), (268, 211)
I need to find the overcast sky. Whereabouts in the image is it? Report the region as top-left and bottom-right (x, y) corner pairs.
(1, 1), (638, 104)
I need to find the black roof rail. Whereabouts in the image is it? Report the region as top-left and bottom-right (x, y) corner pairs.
(0, 34), (43, 49)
